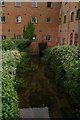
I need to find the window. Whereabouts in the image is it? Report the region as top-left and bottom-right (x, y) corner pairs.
(32, 16), (37, 23)
(16, 35), (21, 40)
(47, 17), (52, 23)
(0, 16), (5, 23)
(46, 35), (51, 41)
(70, 33), (73, 45)
(2, 35), (6, 40)
(0, 0), (4, 6)
(32, 1), (37, 7)
(32, 35), (36, 41)
(64, 15), (66, 23)
(76, 9), (80, 20)
(62, 38), (65, 45)
(74, 33), (78, 46)
(65, 2), (68, 5)
(71, 12), (74, 21)
(16, 16), (21, 23)
(47, 2), (52, 8)
(15, 2), (21, 6)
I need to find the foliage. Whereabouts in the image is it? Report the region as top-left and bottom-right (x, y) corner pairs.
(16, 52), (31, 90)
(2, 50), (20, 120)
(2, 40), (16, 50)
(43, 45), (80, 118)
(2, 41), (31, 119)
(23, 21), (35, 40)
(38, 41), (47, 57)
(2, 39), (31, 52)
(14, 39), (31, 52)
(42, 47), (51, 64)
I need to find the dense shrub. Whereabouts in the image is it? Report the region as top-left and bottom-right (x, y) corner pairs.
(2, 39), (31, 52)
(2, 50), (20, 120)
(15, 51), (31, 90)
(2, 40), (16, 50)
(43, 45), (80, 118)
(14, 39), (31, 52)
(38, 41), (47, 57)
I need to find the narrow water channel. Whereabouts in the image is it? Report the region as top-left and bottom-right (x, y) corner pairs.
(18, 56), (75, 119)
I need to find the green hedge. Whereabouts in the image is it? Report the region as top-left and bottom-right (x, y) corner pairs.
(2, 50), (20, 120)
(15, 51), (31, 90)
(43, 45), (80, 118)
(14, 39), (31, 52)
(2, 39), (31, 52)
(2, 40), (16, 50)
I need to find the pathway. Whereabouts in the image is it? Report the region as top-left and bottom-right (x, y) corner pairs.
(18, 56), (75, 119)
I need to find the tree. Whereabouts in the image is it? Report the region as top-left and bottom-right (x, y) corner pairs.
(23, 22), (35, 40)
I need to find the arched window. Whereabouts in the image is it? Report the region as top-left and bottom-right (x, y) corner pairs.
(70, 33), (73, 45)
(74, 33), (78, 46)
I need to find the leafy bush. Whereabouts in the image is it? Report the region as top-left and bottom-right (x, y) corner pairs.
(2, 74), (19, 120)
(16, 52), (30, 86)
(38, 41), (47, 57)
(2, 50), (20, 120)
(14, 39), (31, 52)
(43, 45), (80, 118)
(2, 40), (16, 50)
(2, 39), (31, 52)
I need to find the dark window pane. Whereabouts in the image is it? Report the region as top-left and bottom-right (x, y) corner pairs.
(71, 12), (74, 21)
(2, 35), (6, 40)
(76, 9), (80, 19)
(46, 35), (51, 40)
(47, 2), (52, 8)
(74, 33), (78, 46)
(64, 15), (66, 23)
(70, 33), (73, 45)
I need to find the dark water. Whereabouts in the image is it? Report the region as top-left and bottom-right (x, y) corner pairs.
(18, 56), (75, 119)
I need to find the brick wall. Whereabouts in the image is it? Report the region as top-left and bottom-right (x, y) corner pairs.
(1, 2), (60, 52)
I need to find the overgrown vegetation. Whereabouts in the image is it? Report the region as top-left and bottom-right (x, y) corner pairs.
(15, 51), (31, 90)
(2, 39), (31, 119)
(43, 45), (80, 118)
(38, 41), (47, 57)
(1, 22), (35, 119)
(2, 39), (31, 52)
(2, 50), (20, 120)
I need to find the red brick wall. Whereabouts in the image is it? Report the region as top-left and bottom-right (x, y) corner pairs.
(2, 2), (60, 52)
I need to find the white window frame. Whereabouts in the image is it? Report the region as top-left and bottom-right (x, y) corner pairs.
(0, 0), (4, 6)
(16, 16), (21, 23)
(32, 1), (37, 8)
(15, 0), (21, 6)
(32, 16), (37, 23)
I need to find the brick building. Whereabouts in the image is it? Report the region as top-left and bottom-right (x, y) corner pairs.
(58, 2), (80, 46)
(0, 1), (60, 53)
(0, 1), (80, 53)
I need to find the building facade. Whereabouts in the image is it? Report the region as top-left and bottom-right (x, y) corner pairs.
(0, 1), (60, 53)
(58, 2), (80, 46)
(0, 1), (80, 53)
